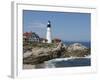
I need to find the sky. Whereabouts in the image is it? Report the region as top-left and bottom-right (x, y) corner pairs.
(23, 10), (91, 42)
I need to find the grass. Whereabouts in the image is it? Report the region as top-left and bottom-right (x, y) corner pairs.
(23, 41), (57, 52)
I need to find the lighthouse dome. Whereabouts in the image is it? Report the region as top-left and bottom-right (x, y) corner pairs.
(47, 21), (51, 28)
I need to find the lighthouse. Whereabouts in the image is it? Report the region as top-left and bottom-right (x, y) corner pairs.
(46, 21), (52, 43)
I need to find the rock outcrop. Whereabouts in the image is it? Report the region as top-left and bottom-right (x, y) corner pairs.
(23, 42), (90, 65)
(67, 43), (87, 51)
(65, 43), (90, 57)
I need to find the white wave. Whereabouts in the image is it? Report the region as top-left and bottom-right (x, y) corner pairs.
(44, 61), (56, 68)
(48, 56), (91, 62)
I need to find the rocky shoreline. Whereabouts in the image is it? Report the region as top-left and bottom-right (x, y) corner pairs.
(23, 42), (90, 67)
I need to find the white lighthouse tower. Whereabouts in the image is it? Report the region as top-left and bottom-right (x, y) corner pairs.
(46, 21), (52, 43)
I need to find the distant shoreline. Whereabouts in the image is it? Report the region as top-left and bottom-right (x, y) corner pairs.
(62, 41), (91, 48)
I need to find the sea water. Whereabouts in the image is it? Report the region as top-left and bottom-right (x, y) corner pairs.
(44, 57), (91, 68)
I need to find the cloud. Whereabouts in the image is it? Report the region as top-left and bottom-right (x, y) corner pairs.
(28, 22), (46, 29)
(24, 22), (47, 38)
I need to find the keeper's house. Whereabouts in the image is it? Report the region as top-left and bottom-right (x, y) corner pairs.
(23, 32), (40, 42)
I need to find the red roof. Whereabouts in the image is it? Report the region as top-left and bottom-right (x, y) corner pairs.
(53, 38), (61, 42)
(23, 32), (32, 39)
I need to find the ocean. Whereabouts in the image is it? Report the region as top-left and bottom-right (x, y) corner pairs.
(35, 57), (91, 68)
(50, 58), (91, 68)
